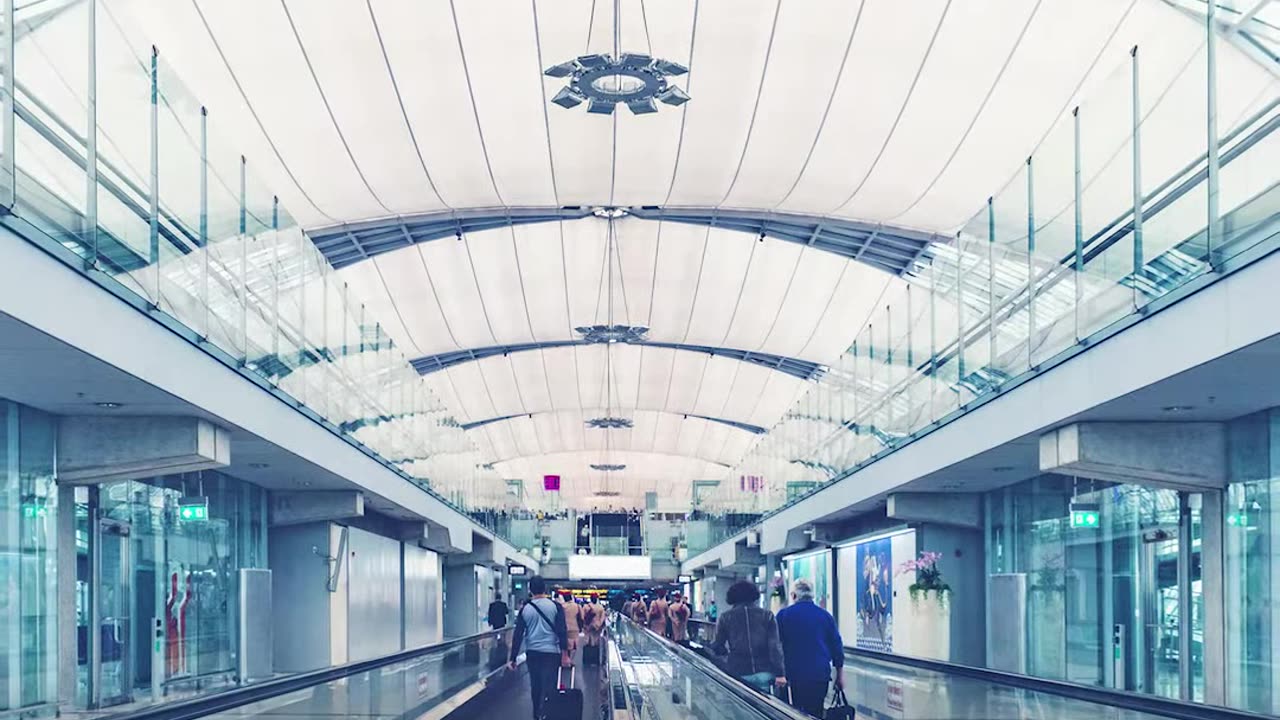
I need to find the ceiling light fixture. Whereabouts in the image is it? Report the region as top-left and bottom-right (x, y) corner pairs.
(546, 54), (689, 115)
(1162, 405), (1196, 413)
(574, 324), (649, 344)
(592, 206), (629, 219)
(587, 417), (633, 429)
(590, 463), (627, 472)
(94, 402), (124, 409)
(248, 462), (270, 470)
(992, 465), (1015, 473)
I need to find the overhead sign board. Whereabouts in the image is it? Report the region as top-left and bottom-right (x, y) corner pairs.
(568, 554), (651, 580)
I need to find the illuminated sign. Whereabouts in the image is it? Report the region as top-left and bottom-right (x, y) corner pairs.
(544, 475), (561, 491)
(508, 565), (528, 576)
(568, 555), (651, 580)
(1069, 502), (1100, 529)
(677, 574), (693, 583)
(178, 496), (209, 522)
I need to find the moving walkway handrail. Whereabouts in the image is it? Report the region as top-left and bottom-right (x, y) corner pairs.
(620, 617), (810, 720)
(101, 626), (515, 720)
(689, 619), (1269, 720)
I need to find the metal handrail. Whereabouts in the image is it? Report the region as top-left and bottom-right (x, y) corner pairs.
(618, 617), (810, 720)
(101, 626), (515, 720)
(691, 618), (1271, 720)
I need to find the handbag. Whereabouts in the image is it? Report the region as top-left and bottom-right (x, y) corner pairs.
(825, 688), (856, 720)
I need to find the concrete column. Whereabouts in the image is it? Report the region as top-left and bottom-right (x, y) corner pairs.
(57, 416), (230, 483)
(1040, 422), (1226, 490)
(917, 524), (986, 667)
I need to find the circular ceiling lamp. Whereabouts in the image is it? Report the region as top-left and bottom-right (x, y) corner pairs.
(545, 53), (690, 115)
(590, 463), (627, 472)
(587, 417), (634, 429)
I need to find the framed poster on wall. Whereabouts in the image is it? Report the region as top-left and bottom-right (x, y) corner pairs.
(836, 528), (917, 654)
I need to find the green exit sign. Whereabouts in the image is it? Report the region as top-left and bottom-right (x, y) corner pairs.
(22, 504), (48, 519)
(1227, 513), (1256, 529)
(178, 497), (209, 522)
(1070, 503), (1100, 529)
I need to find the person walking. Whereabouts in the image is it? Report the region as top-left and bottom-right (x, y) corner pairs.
(506, 576), (571, 720)
(668, 591), (691, 644)
(710, 580), (786, 694)
(581, 592), (608, 663)
(487, 594), (510, 629)
(707, 599), (719, 622)
(776, 579), (845, 717)
(628, 594), (648, 624)
(558, 590), (582, 655)
(647, 588), (671, 635)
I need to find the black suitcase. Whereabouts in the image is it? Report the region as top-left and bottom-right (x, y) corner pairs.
(542, 667), (584, 719)
(581, 643), (601, 666)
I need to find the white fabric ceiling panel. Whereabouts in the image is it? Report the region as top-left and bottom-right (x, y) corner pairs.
(535, 1), (614, 205)
(610, 2), (698, 204)
(645, 222), (712, 341)
(662, 0), (779, 207)
(677, 229), (756, 347)
(361, 0), (501, 210)
(416, 239), (496, 350)
(755, 249), (853, 354)
(714, 238), (804, 351)
(774, 0), (950, 219)
(452, 0), (559, 207)
(613, 219), (661, 327)
(718, 0), (867, 210)
(837, 0), (1039, 222)
(282, 1), (446, 215)
(510, 351), (556, 412)
(514, 222), (575, 339)
(467, 231), (539, 344)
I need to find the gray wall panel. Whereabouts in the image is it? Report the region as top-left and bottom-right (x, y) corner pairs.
(347, 527), (403, 661)
(269, 522), (332, 672)
(403, 545), (442, 648)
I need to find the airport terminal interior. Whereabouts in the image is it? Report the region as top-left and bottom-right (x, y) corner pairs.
(0, 0), (1278, 718)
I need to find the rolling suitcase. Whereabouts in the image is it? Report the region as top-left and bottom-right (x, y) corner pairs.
(542, 666), (584, 720)
(582, 642), (601, 666)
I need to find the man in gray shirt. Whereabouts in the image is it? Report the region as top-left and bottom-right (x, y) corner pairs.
(507, 575), (570, 718)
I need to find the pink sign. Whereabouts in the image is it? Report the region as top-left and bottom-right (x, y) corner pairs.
(544, 475), (561, 491)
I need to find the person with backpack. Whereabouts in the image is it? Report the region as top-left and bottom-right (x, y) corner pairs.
(710, 580), (786, 694)
(776, 579), (847, 717)
(507, 576), (571, 719)
(628, 593), (648, 624)
(557, 589), (583, 655)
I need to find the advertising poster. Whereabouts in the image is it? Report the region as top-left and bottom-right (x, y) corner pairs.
(855, 537), (894, 651)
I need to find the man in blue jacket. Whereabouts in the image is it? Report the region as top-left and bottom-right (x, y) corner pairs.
(775, 579), (845, 716)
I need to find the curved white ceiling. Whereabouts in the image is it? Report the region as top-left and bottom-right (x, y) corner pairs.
(105, 0), (1280, 506)
(123, 0), (1230, 234)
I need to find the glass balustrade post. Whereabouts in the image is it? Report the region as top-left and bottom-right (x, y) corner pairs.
(299, 241), (308, 406)
(850, 339), (859, 447)
(271, 195), (280, 383)
(85, 0), (98, 267)
(906, 284), (913, 369)
(987, 198), (996, 376)
(1073, 106), (1083, 343)
(955, 233), (965, 392)
(200, 107), (209, 339)
(0, 0), (12, 211)
(149, 46), (160, 307)
(885, 305), (894, 433)
(929, 260), (937, 424)
(1131, 46), (1144, 309)
(239, 156), (248, 364)
(868, 323), (876, 441)
(1205, 1), (1220, 268)
(1026, 156), (1036, 366)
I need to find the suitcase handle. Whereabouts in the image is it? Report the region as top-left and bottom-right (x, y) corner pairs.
(558, 665), (575, 689)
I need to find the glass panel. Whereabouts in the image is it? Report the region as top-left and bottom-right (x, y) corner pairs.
(97, 524), (131, 706)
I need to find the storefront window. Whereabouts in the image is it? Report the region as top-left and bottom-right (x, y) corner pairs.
(1225, 409), (1278, 715)
(88, 470), (267, 702)
(0, 400), (59, 711)
(985, 475), (1191, 700)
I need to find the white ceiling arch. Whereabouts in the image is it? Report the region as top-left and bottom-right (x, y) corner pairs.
(110, 0), (1280, 507)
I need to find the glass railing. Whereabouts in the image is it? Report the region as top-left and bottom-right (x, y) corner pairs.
(107, 627), (514, 720)
(613, 618), (808, 720)
(700, 24), (1280, 531)
(0, 1), (517, 530)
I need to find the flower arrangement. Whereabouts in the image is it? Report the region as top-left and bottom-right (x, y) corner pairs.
(769, 575), (787, 600)
(896, 551), (951, 603)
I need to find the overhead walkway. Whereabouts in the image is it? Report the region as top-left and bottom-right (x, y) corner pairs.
(98, 617), (1273, 720)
